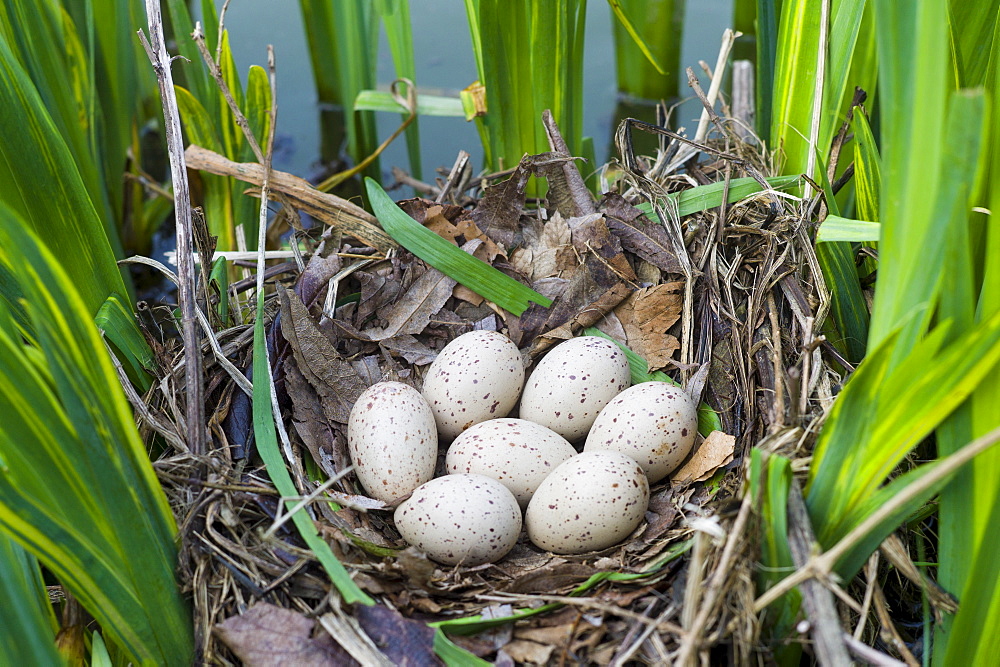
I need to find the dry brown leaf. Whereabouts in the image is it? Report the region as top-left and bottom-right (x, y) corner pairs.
(501, 640), (556, 665)
(351, 604), (442, 666)
(671, 431), (736, 484)
(601, 192), (683, 274)
(379, 334), (439, 365)
(361, 262), (456, 341)
(280, 288), (367, 423)
(615, 283), (684, 371)
(215, 603), (351, 666)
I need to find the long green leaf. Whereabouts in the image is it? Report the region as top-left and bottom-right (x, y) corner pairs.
(0, 27), (129, 316)
(607, 0), (668, 75)
(0, 208), (191, 664)
(0, 532), (63, 665)
(376, 0), (422, 179)
(806, 308), (1000, 556)
(366, 177), (551, 315)
(637, 175), (800, 222)
(948, 0), (1000, 87)
(354, 90), (465, 117)
(95, 293), (154, 392)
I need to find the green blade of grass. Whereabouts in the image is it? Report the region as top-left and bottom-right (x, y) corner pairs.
(583, 327), (722, 436)
(251, 291), (374, 607)
(95, 293), (154, 392)
(816, 216), (880, 243)
(636, 175), (799, 223)
(354, 90), (465, 116)
(851, 111), (881, 223)
(948, 0), (1000, 87)
(365, 177), (551, 315)
(610, 0), (682, 100)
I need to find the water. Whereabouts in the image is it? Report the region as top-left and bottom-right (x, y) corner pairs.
(215, 0), (734, 184)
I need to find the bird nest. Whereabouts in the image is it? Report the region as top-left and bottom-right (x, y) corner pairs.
(145, 115), (848, 665)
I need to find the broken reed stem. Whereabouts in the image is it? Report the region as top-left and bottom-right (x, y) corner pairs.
(786, 482), (852, 666)
(140, 1), (205, 456)
(754, 424), (1000, 612)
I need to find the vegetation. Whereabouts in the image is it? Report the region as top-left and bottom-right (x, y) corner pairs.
(0, 0), (998, 664)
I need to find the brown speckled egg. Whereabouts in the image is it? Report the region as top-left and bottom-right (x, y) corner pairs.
(584, 382), (697, 484)
(394, 474), (522, 565)
(519, 336), (631, 442)
(347, 382), (437, 503)
(421, 330), (525, 441)
(445, 418), (577, 509)
(526, 451), (649, 554)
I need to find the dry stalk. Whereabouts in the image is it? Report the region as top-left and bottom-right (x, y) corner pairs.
(140, 1), (205, 455)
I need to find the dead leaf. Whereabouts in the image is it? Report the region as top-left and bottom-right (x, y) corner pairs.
(501, 640), (555, 665)
(615, 283), (684, 371)
(601, 192), (683, 274)
(285, 360), (346, 478)
(280, 288), (367, 423)
(671, 431), (736, 484)
(215, 603), (351, 666)
(471, 151), (573, 249)
(379, 334), (439, 365)
(361, 261), (456, 341)
(639, 486), (694, 544)
(352, 604), (442, 666)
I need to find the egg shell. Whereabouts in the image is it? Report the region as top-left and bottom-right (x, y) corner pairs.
(584, 382), (697, 484)
(394, 474), (522, 565)
(445, 418), (577, 509)
(519, 336), (631, 442)
(526, 451), (649, 554)
(422, 330), (525, 440)
(347, 381), (438, 503)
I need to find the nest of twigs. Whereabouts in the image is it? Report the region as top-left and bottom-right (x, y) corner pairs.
(141, 108), (867, 665)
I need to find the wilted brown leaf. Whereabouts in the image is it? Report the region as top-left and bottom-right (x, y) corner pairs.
(471, 151), (572, 249)
(284, 361), (347, 479)
(361, 261), (456, 341)
(615, 283), (684, 371)
(501, 639), (555, 665)
(280, 288), (367, 423)
(601, 192), (683, 274)
(672, 431), (736, 484)
(379, 334), (439, 365)
(352, 604), (442, 666)
(215, 603), (351, 666)
(511, 213), (575, 282)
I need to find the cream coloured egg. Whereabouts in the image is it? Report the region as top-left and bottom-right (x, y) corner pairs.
(445, 418), (577, 508)
(519, 336), (631, 442)
(421, 330), (525, 441)
(525, 451), (649, 554)
(584, 382), (697, 484)
(394, 474), (522, 565)
(347, 382), (437, 503)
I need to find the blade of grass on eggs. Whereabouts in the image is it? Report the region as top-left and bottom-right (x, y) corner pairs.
(365, 177), (552, 315)
(584, 327), (722, 436)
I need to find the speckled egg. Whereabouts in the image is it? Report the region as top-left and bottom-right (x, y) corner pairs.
(445, 418), (577, 509)
(526, 451), (649, 554)
(421, 330), (525, 441)
(394, 474), (522, 565)
(584, 382), (697, 484)
(519, 336), (631, 442)
(347, 382), (437, 503)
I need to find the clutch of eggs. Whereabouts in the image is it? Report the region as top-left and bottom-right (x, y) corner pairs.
(346, 331), (700, 563)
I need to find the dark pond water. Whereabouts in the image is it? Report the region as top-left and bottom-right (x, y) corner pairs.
(214, 0), (734, 186)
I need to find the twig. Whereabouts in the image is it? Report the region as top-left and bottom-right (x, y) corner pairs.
(842, 633), (908, 667)
(754, 424), (1000, 612)
(140, 1), (205, 455)
(787, 481), (852, 666)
